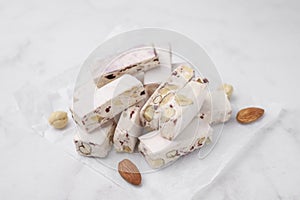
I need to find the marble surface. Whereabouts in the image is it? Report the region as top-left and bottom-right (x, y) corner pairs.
(1, 0), (300, 199)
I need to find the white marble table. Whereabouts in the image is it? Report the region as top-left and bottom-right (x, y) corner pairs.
(1, 0), (300, 199)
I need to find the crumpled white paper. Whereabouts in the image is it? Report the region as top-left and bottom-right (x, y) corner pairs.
(14, 25), (282, 200)
(15, 64), (282, 199)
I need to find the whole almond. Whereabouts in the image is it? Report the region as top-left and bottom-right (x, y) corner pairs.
(236, 107), (264, 124)
(118, 159), (142, 185)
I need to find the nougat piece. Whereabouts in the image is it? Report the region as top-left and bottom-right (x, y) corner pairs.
(113, 104), (143, 153)
(138, 117), (212, 169)
(113, 84), (160, 153)
(134, 70), (145, 83)
(74, 120), (116, 158)
(144, 47), (172, 84)
(72, 74), (146, 132)
(92, 46), (159, 88)
(171, 62), (188, 71)
(198, 90), (232, 124)
(159, 78), (208, 140)
(140, 65), (195, 130)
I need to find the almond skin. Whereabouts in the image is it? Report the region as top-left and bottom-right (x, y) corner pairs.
(145, 83), (159, 97)
(236, 107), (264, 124)
(118, 159), (142, 185)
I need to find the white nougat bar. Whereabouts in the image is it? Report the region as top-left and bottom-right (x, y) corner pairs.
(72, 74), (146, 132)
(198, 90), (232, 124)
(113, 104), (143, 153)
(113, 83), (160, 153)
(74, 120), (116, 158)
(138, 117), (212, 169)
(140, 65), (195, 130)
(159, 78), (208, 140)
(92, 46), (159, 88)
(173, 63), (233, 125)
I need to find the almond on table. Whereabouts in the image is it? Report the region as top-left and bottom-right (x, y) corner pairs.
(118, 159), (142, 185)
(236, 107), (264, 124)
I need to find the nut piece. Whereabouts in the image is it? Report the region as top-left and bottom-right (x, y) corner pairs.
(147, 157), (165, 169)
(153, 95), (162, 104)
(143, 106), (155, 122)
(78, 142), (92, 155)
(160, 93), (174, 106)
(91, 115), (104, 122)
(158, 87), (171, 95)
(123, 146), (132, 153)
(112, 98), (123, 106)
(175, 94), (193, 106)
(220, 84), (233, 99)
(205, 137), (212, 145)
(118, 159), (142, 185)
(196, 78), (203, 83)
(164, 83), (179, 91)
(161, 107), (176, 123)
(48, 111), (68, 129)
(181, 65), (194, 80)
(197, 137), (206, 146)
(145, 83), (160, 97)
(236, 107), (264, 124)
(166, 150), (178, 158)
